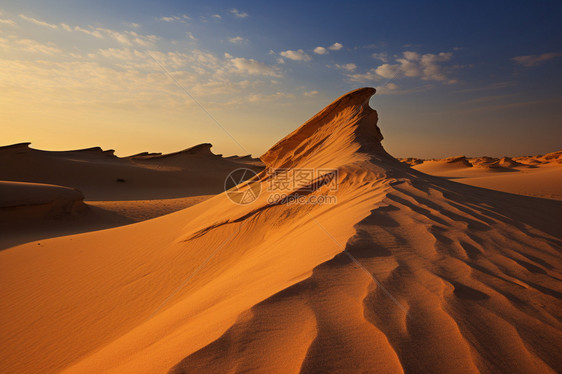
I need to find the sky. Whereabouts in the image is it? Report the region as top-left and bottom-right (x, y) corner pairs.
(1, 0), (561, 158)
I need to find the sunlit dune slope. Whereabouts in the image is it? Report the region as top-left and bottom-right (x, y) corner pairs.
(1, 88), (561, 373)
(407, 152), (562, 200)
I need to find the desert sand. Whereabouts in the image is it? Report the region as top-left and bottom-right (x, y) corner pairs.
(1, 88), (561, 373)
(0, 143), (261, 249)
(402, 153), (562, 200)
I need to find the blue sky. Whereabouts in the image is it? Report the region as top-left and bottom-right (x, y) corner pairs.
(1, 0), (561, 158)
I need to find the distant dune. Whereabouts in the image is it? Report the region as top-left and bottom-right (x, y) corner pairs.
(0, 181), (87, 220)
(0, 142), (262, 201)
(0, 142), (262, 248)
(399, 150), (562, 200)
(1, 88), (561, 373)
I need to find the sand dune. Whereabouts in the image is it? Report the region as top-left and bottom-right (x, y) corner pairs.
(0, 143), (261, 248)
(406, 152), (562, 200)
(0, 181), (87, 220)
(1, 88), (561, 373)
(0, 142), (262, 201)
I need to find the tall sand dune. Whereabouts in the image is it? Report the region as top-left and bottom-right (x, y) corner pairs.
(1, 88), (561, 373)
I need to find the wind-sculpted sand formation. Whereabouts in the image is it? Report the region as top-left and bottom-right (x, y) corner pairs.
(1, 88), (561, 373)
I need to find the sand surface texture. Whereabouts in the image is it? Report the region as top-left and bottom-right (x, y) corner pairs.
(1, 88), (561, 373)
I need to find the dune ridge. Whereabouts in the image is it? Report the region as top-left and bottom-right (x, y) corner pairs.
(0, 142), (261, 200)
(402, 151), (562, 200)
(1, 88), (561, 373)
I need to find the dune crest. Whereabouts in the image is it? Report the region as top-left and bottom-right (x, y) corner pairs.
(1, 88), (561, 373)
(262, 87), (390, 170)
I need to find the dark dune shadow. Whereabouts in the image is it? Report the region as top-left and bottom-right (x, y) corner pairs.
(0, 205), (135, 251)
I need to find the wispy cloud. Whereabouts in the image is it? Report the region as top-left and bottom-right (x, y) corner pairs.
(231, 9), (248, 18)
(0, 18), (16, 26)
(349, 50), (455, 83)
(74, 25), (158, 46)
(158, 14), (190, 23)
(376, 82), (399, 94)
(280, 49), (311, 62)
(1, 37), (61, 55)
(228, 36), (245, 44)
(512, 52), (562, 67)
(124, 22), (141, 29)
(75, 26), (104, 38)
(247, 91), (295, 103)
(347, 69), (379, 82)
(19, 14), (58, 29)
(335, 63), (357, 72)
(229, 57), (281, 77)
(371, 52), (388, 62)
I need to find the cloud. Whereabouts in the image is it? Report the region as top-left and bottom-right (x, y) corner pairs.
(73, 26), (158, 46)
(231, 9), (248, 18)
(0, 38), (285, 114)
(19, 14), (58, 29)
(377, 82), (399, 94)
(247, 91), (295, 103)
(75, 26), (104, 38)
(0, 18), (16, 26)
(158, 15), (190, 22)
(228, 36), (245, 44)
(97, 47), (137, 60)
(6, 37), (62, 55)
(98, 27), (133, 45)
(512, 52), (562, 67)
(314, 42), (343, 55)
(328, 42), (343, 51)
(280, 49), (311, 62)
(314, 46), (328, 55)
(371, 52), (388, 62)
(348, 69), (380, 82)
(336, 63), (357, 72)
(230, 57), (281, 77)
(352, 50), (454, 82)
(419, 52), (452, 80)
(402, 51), (419, 61)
